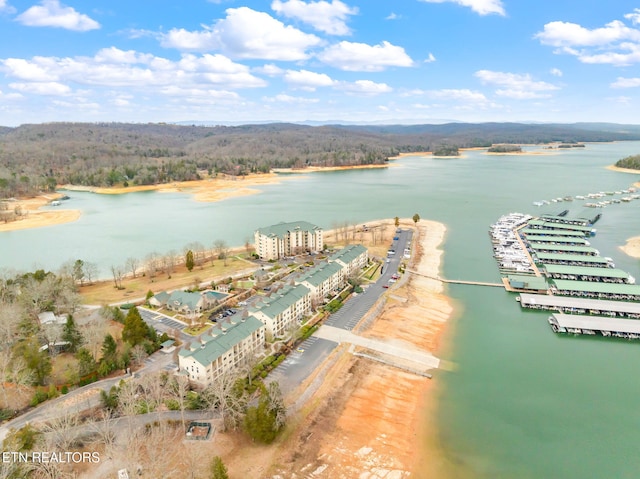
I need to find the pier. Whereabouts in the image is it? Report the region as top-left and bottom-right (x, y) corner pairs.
(548, 313), (640, 339)
(406, 270), (503, 287)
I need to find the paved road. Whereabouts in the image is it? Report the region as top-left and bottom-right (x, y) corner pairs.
(0, 351), (175, 443)
(273, 228), (420, 393)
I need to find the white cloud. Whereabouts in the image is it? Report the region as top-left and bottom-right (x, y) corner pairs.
(161, 7), (322, 61)
(16, 0), (100, 31)
(271, 0), (357, 35)
(429, 89), (488, 102)
(535, 15), (640, 66)
(535, 20), (640, 47)
(550, 68), (563, 77)
(264, 93), (319, 103)
(424, 53), (436, 63)
(386, 12), (400, 20)
(419, 0), (505, 16)
(338, 80), (392, 95)
(9, 81), (71, 95)
(284, 69), (335, 90)
(626, 9), (640, 25)
(611, 77), (640, 88)
(0, 0), (16, 13)
(475, 70), (559, 98)
(1, 48), (266, 91)
(318, 40), (414, 71)
(255, 64), (285, 76)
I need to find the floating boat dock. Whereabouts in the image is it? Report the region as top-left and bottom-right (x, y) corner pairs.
(548, 313), (640, 339)
(518, 293), (640, 319)
(519, 228), (589, 238)
(550, 280), (640, 301)
(528, 243), (600, 256)
(533, 253), (614, 268)
(539, 264), (634, 284)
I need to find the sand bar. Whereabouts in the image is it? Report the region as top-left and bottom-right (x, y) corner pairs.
(0, 194), (81, 232)
(607, 165), (640, 175)
(620, 236), (640, 259)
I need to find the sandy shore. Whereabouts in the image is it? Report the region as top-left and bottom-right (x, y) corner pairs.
(272, 164), (392, 174)
(0, 194), (81, 232)
(607, 165), (640, 175)
(620, 236), (640, 259)
(261, 217), (456, 478)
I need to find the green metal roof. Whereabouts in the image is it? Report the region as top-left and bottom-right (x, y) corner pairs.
(257, 284), (310, 319)
(527, 219), (595, 232)
(525, 235), (588, 244)
(298, 261), (343, 287)
(330, 244), (367, 264)
(542, 264), (630, 279)
(551, 280), (640, 295)
(256, 220), (322, 238)
(529, 244), (598, 254)
(539, 214), (590, 225)
(166, 291), (202, 310)
(520, 228), (587, 237)
(186, 315), (264, 367)
(533, 253), (610, 264)
(506, 274), (549, 290)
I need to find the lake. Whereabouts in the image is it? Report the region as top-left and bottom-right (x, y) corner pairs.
(2, 141), (640, 477)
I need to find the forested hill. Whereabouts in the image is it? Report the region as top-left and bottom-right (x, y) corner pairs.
(615, 155), (640, 170)
(1, 121), (639, 197)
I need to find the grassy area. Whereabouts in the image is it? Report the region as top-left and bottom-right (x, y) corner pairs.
(183, 324), (212, 336)
(80, 254), (257, 305)
(50, 353), (79, 385)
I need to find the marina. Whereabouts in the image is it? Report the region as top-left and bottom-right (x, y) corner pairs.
(532, 252), (614, 268)
(548, 313), (640, 339)
(539, 264), (634, 284)
(517, 293), (640, 318)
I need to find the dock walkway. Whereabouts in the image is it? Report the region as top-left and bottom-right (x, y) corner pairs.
(406, 269), (503, 287)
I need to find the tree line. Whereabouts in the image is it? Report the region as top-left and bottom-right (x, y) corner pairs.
(615, 154), (640, 170)
(2, 121), (640, 198)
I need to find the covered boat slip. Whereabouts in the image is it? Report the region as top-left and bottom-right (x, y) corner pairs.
(540, 264), (633, 284)
(524, 235), (589, 245)
(518, 292), (640, 318)
(538, 214), (591, 226)
(526, 219), (596, 235)
(550, 279), (640, 301)
(519, 228), (588, 238)
(504, 274), (549, 293)
(533, 252), (613, 268)
(548, 313), (640, 338)
(528, 243), (600, 256)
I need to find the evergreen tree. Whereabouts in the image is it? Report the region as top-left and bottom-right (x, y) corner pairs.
(62, 315), (83, 353)
(185, 249), (195, 272)
(122, 307), (149, 347)
(210, 456), (229, 479)
(412, 213), (420, 225)
(75, 347), (97, 377)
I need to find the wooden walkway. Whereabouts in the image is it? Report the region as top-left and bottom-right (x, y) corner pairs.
(406, 270), (504, 288)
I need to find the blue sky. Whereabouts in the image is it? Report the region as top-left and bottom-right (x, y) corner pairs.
(0, 0), (639, 126)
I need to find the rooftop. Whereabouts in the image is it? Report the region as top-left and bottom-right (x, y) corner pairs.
(525, 235), (588, 244)
(519, 292), (640, 314)
(541, 264), (631, 279)
(550, 313), (640, 334)
(520, 228), (587, 237)
(528, 244), (599, 254)
(551, 279), (640, 295)
(256, 220), (322, 239)
(533, 253), (611, 265)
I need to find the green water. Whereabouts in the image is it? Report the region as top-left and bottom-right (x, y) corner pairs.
(2, 142), (640, 477)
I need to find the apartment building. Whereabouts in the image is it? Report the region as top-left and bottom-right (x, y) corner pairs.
(250, 283), (311, 337)
(254, 221), (323, 260)
(178, 315), (265, 387)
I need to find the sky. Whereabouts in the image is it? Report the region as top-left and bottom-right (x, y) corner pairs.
(0, 0), (639, 126)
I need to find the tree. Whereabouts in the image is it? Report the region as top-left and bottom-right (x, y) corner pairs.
(394, 216), (400, 227)
(110, 264), (125, 289)
(244, 381), (286, 444)
(61, 315), (83, 352)
(210, 456), (230, 479)
(125, 256), (140, 279)
(122, 307), (151, 347)
(14, 337), (51, 385)
(75, 347), (97, 377)
(99, 333), (118, 374)
(214, 240), (230, 266)
(185, 249), (195, 272)
(412, 213), (420, 225)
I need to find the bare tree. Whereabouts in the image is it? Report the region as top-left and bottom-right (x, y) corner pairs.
(110, 264), (125, 290)
(145, 252), (160, 279)
(164, 250), (178, 278)
(125, 257), (140, 279)
(168, 375), (190, 430)
(130, 344), (148, 369)
(83, 261), (99, 285)
(82, 316), (109, 360)
(213, 240), (230, 266)
(0, 351), (34, 408)
(203, 369), (246, 432)
(89, 409), (118, 459)
(40, 410), (80, 451)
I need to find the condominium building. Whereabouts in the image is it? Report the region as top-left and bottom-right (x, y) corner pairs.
(178, 315), (265, 387)
(250, 284), (311, 338)
(296, 261), (344, 304)
(254, 221), (323, 260)
(330, 244), (369, 278)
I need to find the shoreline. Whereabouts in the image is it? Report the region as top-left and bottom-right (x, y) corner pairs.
(0, 193), (81, 232)
(606, 165), (640, 175)
(264, 217), (455, 478)
(620, 235), (640, 259)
